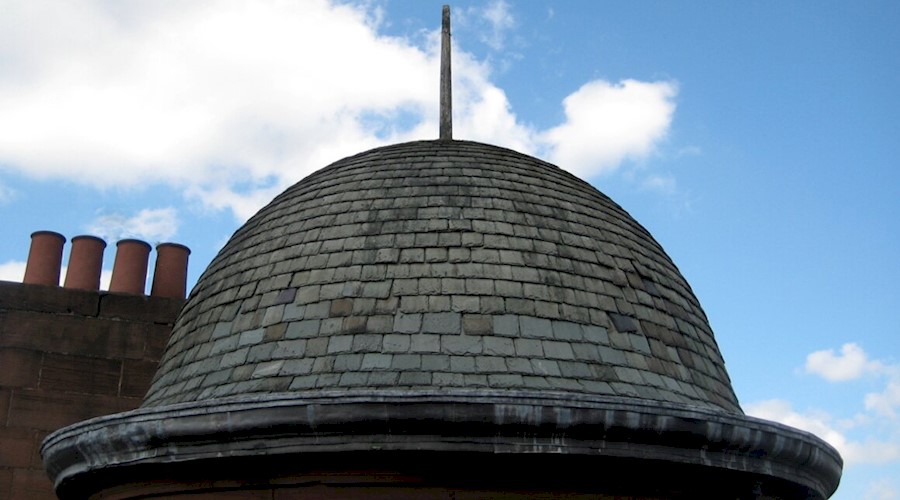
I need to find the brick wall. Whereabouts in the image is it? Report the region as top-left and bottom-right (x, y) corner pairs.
(0, 281), (182, 499)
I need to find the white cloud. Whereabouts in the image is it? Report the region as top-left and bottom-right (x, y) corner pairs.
(88, 208), (179, 243)
(745, 399), (847, 458)
(185, 184), (283, 224)
(806, 344), (900, 418)
(0, 260), (26, 282)
(805, 343), (884, 382)
(98, 268), (113, 291)
(675, 145), (702, 158)
(641, 173), (677, 194)
(805, 343), (900, 418)
(540, 79), (677, 179)
(866, 478), (900, 500)
(746, 399), (900, 465)
(0, 1), (677, 222)
(457, 0), (516, 52)
(0, 1), (432, 189)
(866, 380), (900, 418)
(450, 49), (538, 155)
(479, 0), (516, 51)
(0, 181), (15, 204)
(752, 343), (900, 473)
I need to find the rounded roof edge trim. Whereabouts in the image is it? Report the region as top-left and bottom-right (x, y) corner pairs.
(44, 389), (841, 498)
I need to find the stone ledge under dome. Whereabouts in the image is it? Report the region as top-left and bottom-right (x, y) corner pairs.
(42, 389), (842, 499)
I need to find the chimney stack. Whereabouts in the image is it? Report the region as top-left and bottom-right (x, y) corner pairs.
(64, 235), (107, 291)
(23, 231), (66, 286)
(151, 243), (191, 299)
(108, 239), (151, 295)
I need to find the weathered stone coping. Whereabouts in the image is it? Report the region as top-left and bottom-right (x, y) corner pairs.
(42, 389), (842, 498)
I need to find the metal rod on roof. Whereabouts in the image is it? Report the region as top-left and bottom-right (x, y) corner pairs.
(439, 5), (452, 140)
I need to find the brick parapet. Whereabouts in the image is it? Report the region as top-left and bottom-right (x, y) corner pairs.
(0, 280), (183, 499)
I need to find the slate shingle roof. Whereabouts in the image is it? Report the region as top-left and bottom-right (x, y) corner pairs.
(143, 140), (740, 413)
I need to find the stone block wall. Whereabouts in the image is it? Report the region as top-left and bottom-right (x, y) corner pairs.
(0, 280), (182, 499)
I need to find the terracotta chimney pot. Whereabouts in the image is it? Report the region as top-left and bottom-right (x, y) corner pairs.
(109, 239), (151, 295)
(63, 235), (107, 291)
(23, 231), (66, 286)
(151, 243), (191, 299)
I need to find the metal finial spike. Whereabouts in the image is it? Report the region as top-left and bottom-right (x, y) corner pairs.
(439, 5), (452, 140)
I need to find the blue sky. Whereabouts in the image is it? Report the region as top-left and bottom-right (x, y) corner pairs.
(1, 1), (898, 497)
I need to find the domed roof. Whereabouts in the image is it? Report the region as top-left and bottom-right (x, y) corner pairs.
(44, 139), (842, 500)
(144, 139), (740, 413)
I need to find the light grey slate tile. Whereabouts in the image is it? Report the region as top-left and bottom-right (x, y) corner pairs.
(383, 334), (411, 353)
(442, 334), (483, 355)
(422, 312), (462, 334)
(483, 336), (515, 356)
(493, 314), (519, 336)
(361, 353), (393, 370)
